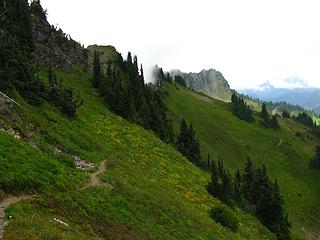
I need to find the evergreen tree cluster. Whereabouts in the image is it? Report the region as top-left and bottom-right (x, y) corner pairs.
(0, 0), (82, 117)
(282, 111), (290, 118)
(92, 51), (174, 142)
(0, 0), (45, 104)
(261, 103), (280, 129)
(174, 75), (187, 87)
(294, 112), (315, 128)
(231, 94), (254, 122)
(207, 157), (291, 240)
(292, 112), (320, 140)
(176, 118), (202, 165)
(310, 145), (320, 169)
(153, 66), (173, 87)
(47, 68), (83, 117)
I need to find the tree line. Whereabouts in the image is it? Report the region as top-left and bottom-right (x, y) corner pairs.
(176, 118), (201, 165)
(0, 0), (81, 116)
(310, 145), (320, 170)
(261, 103), (280, 129)
(231, 94), (254, 122)
(93, 56), (204, 163)
(0, 0), (43, 104)
(207, 157), (291, 240)
(91, 51), (174, 142)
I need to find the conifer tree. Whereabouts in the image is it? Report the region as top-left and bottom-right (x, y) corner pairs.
(242, 157), (255, 203)
(174, 75), (187, 87)
(207, 158), (233, 202)
(256, 180), (291, 240)
(207, 159), (220, 197)
(234, 170), (242, 203)
(251, 164), (268, 204)
(0, 0), (44, 103)
(176, 118), (188, 156)
(176, 118), (201, 165)
(282, 111), (290, 118)
(92, 50), (101, 88)
(310, 144), (320, 169)
(295, 112), (314, 127)
(231, 94), (254, 122)
(269, 115), (280, 129)
(261, 103), (269, 122)
(207, 154), (211, 168)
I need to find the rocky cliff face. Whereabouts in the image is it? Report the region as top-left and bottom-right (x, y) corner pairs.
(87, 45), (123, 73)
(31, 7), (87, 72)
(170, 69), (233, 102)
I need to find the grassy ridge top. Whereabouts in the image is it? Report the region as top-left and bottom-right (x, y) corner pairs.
(0, 68), (274, 239)
(164, 83), (320, 240)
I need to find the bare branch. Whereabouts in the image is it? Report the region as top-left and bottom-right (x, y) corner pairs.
(0, 91), (24, 109)
(0, 10), (7, 18)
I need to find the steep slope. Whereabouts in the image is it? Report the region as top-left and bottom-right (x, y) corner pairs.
(164, 83), (320, 240)
(30, 2), (87, 71)
(170, 69), (233, 101)
(0, 68), (275, 239)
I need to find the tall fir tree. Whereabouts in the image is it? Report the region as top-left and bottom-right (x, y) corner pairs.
(92, 50), (101, 88)
(93, 53), (174, 143)
(231, 93), (254, 122)
(0, 0), (44, 104)
(242, 157), (256, 203)
(261, 103), (269, 122)
(269, 115), (280, 129)
(176, 118), (201, 165)
(310, 144), (320, 169)
(234, 170), (243, 203)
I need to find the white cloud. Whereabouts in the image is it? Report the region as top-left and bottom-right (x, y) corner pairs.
(40, 0), (320, 89)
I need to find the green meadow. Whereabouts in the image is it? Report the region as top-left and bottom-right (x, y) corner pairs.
(164, 83), (320, 240)
(0, 68), (275, 239)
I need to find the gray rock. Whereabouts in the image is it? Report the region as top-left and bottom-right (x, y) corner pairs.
(170, 69), (234, 102)
(31, 14), (88, 71)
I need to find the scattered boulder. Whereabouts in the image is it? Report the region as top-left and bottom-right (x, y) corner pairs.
(52, 218), (69, 227)
(73, 156), (95, 170)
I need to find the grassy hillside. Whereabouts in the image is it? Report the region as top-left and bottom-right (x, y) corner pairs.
(164, 83), (320, 240)
(0, 68), (275, 239)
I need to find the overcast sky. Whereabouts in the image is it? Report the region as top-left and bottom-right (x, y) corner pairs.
(40, 0), (320, 89)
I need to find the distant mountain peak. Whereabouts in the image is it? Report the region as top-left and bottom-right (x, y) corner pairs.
(170, 68), (232, 102)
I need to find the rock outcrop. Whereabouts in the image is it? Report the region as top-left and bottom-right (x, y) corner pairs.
(31, 5), (87, 72)
(170, 69), (233, 102)
(87, 45), (123, 73)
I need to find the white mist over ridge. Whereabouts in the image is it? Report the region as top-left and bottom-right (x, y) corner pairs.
(40, 0), (320, 89)
(241, 77), (315, 92)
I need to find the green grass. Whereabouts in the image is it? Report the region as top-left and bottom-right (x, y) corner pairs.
(164, 83), (320, 240)
(0, 68), (275, 239)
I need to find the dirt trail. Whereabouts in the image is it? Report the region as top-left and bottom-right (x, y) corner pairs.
(0, 195), (31, 238)
(86, 160), (106, 188)
(0, 161), (107, 237)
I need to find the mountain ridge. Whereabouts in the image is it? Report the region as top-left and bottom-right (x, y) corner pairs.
(241, 86), (320, 114)
(170, 68), (234, 102)
(0, 1), (319, 239)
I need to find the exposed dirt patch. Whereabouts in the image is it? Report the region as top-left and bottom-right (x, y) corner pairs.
(0, 195), (32, 237)
(83, 160), (112, 189)
(87, 160), (106, 187)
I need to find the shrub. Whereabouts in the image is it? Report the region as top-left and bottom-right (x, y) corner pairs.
(209, 205), (239, 232)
